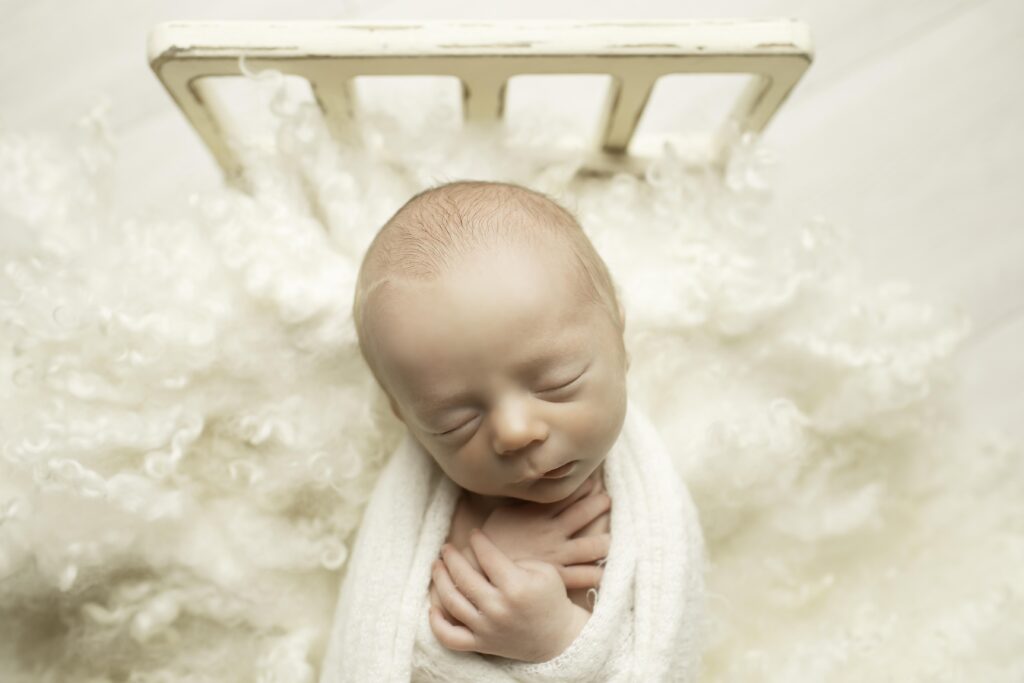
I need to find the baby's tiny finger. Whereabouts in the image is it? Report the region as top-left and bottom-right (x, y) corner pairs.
(429, 606), (478, 653)
(557, 492), (611, 534)
(442, 543), (496, 608)
(560, 564), (605, 591)
(433, 559), (481, 627)
(468, 529), (518, 591)
(429, 580), (458, 624)
(575, 509), (611, 538)
(564, 533), (611, 565)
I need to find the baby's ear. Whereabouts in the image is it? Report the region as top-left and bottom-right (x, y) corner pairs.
(386, 392), (406, 425)
(611, 304), (628, 370)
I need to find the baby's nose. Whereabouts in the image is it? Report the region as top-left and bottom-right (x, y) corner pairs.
(490, 400), (548, 455)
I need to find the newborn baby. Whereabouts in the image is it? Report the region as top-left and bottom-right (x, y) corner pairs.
(323, 180), (704, 682)
(352, 180), (629, 663)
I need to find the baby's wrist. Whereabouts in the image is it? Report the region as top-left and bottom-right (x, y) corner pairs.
(541, 602), (590, 662)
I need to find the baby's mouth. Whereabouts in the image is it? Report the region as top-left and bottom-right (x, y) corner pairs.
(540, 460), (578, 479)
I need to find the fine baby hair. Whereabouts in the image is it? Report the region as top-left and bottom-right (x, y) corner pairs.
(352, 180), (627, 387)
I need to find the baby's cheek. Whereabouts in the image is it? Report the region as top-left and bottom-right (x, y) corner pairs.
(566, 400), (620, 451)
(436, 446), (492, 490)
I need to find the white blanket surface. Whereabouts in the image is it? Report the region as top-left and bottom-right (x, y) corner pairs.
(319, 400), (706, 682)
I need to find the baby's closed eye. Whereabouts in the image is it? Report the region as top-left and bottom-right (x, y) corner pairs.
(434, 416), (478, 437)
(537, 369), (587, 396)
(428, 368), (590, 437)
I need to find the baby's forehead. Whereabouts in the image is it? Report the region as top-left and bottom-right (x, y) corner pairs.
(380, 239), (581, 308)
(369, 280), (598, 389)
(365, 245), (595, 349)
(366, 216), (582, 290)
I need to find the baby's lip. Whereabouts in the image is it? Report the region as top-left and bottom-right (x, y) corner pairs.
(541, 461), (578, 479)
(519, 460), (578, 482)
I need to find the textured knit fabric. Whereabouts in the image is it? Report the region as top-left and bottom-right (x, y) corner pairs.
(319, 400), (706, 682)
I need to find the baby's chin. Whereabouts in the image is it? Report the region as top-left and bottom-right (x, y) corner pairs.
(508, 459), (605, 505)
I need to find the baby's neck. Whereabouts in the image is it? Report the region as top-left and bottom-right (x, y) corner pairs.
(461, 490), (522, 518)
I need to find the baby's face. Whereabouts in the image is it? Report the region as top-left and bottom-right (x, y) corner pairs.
(366, 243), (627, 504)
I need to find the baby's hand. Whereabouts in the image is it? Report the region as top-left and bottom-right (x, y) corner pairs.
(430, 530), (590, 662)
(480, 477), (611, 590)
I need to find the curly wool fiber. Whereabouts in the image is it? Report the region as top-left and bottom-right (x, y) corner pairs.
(0, 72), (1022, 682)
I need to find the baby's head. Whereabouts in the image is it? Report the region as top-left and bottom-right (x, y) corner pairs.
(353, 181), (628, 503)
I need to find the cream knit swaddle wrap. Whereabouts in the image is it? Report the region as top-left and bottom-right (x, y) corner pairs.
(319, 400), (706, 682)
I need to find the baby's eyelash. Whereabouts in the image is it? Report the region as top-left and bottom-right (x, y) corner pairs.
(430, 369), (588, 435)
(435, 416), (477, 436)
(540, 371), (586, 393)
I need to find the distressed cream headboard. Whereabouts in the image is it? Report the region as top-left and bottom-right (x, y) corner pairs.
(147, 20), (812, 183)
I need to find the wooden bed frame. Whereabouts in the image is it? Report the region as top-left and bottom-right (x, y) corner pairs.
(148, 20), (812, 183)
